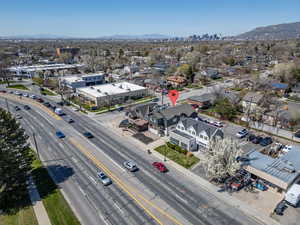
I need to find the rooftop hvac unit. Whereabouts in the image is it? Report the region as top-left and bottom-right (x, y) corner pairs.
(90, 86), (94, 89)
(119, 85), (123, 89)
(104, 92), (109, 95)
(127, 88), (131, 91)
(97, 89), (101, 93)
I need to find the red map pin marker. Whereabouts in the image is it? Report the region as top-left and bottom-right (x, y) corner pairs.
(168, 90), (179, 106)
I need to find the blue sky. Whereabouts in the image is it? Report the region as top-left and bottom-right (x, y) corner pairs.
(1, 0), (299, 37)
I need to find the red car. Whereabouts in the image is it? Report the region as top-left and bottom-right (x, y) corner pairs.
(37, 98), (44, 103)
(152, 162), (168, 173)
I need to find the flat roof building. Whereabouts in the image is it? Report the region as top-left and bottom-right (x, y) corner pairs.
(77, 82), (148, 107)
(60, 73), (105, 89)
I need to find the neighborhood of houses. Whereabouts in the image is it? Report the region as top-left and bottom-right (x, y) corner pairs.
(1, 42), (300, 223)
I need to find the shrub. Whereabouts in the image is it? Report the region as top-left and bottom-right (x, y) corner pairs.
(174, 145), (182, 152)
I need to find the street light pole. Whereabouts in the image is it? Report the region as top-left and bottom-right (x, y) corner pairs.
(5, 98), (10, 113)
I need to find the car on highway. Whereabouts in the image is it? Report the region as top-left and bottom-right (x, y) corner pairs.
(259, 137), (273, 146)
(55, 131), (65, 139)
(14, 91), (22, 96)
(23, 93), (29, 97)
(43, 102), (51, 107)
(15, 114), (22, 119)
(37, 98), (44, 103)
(24, 105), (31, 110)
(66, 117), (74, 123)
(97, 171), (112, 186)
(30, 95), (36, 99)
(15, 106), (21, 111)
(123, 161), (138, 172)
(152, 162), (168, 173)
(83, 132), (93, 138)
(236, 129), (248, 138)
(0, 90), (6, 93)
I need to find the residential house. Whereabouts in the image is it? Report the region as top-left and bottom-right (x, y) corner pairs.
(149, 104), (197, 135)
(126, 102), (158, 121)
(241, 92), (264, 113)
(201, 68), (221, 79)
(271, 82), (289, 95)
(169, 118), (224, 151)
(187, 93), (216, 109)
(166, 76), (187, 87)
(291, 83), (300, 97)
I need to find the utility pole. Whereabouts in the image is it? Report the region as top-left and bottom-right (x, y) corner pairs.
(5, 98), (10, 113)
(32, 132), (40, 161)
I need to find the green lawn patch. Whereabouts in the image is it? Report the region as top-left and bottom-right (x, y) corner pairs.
(0, 204), (38, 225)
(154, 145), (200, 169)
(0, 80), (16, 85)
(7, 84), (29, 90)
(41, 89), (57, 96)
(31, 157), (81, 225)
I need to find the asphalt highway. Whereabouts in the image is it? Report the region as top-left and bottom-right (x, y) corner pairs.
(0, 93), (261, 225)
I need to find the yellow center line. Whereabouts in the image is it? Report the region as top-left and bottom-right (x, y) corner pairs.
(69, 137), (184, 225)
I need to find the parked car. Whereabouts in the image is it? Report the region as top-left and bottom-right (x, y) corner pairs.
(259, 137), (273, 146)
(212, 121), (223, 127)
(97, 172), (112, 186)
(16, 114), (22, 119)
(24, 105), (31, 110)
(57, 101), (64, 106)
(0, 90), (6, 93)
(274, 200), (287, 216)
(282, 145), (292, 153)
(123, 161), (138, 172)
(55, 131), (65, 138)
(15, 106), (21, 111)
(83, 132), (93, 138)
(14, 91), (21, 96)
(247, 134), (256, 142)
(295, 130), (300, 138)
(236, 129), (248, 138)
(252, 136), (263, 144)
(152, 162), (168, 173)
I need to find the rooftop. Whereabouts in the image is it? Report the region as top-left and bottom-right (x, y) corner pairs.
(9, 63), (84, 72)
(77, 82), (146, 97)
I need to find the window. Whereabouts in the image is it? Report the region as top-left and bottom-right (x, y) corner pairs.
(192, 131), (196, 136)
(204, 136), (208, 140)
(170, 137), (179, 146)
(200, 134), (203, 139)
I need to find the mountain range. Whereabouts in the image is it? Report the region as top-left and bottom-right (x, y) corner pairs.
(235, 22), (300, 40)
(1, 21), (299, 40)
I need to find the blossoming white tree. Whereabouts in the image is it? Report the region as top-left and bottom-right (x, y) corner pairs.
(201, 137), (243, 181)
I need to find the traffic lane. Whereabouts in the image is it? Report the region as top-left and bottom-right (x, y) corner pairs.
(19, 104), (157, 225)
(65, 111), (251, 225)
(3, 102), (102, 225)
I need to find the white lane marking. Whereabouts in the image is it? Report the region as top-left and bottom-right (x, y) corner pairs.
(88, 175), (97, 185)
(78, 186), (87, 196)
(114, 202), (124, 214)
(98, 212), (110, 225)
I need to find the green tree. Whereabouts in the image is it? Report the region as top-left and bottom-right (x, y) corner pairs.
(0, 108), (34, 212)
(177, 64), (194, 83)
(214, 98), (238, 120)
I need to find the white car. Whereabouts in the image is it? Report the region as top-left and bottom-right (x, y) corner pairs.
(23, 93), (29, 97)
(97, 172), (112, 186)
(14, 91), (21, 95)
(212, 121), (223, 127)
(30, 95), (36, 99)
(282, 145), (292, 153)
(123, 161), (138, 172)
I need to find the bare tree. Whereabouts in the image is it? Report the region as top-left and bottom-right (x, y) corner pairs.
(0, 62), (12, 87)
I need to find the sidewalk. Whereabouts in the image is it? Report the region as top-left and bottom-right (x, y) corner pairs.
(99, 118), (280, 225)
(27, 176), (52, 225)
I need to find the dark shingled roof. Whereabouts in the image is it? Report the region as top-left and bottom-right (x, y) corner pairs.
(153, 104), (195, 120)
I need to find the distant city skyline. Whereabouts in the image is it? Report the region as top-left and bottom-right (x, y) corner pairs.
(0, 0), (299, 38)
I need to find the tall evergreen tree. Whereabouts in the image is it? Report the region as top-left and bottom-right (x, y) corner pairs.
(0, 107), (33, 212)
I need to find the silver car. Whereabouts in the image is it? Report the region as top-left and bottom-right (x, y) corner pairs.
(123, 161), (138, 172)
(97, 172), (112, 186)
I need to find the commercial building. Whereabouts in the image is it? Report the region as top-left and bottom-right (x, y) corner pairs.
(244, 145), (300, 191)
(77, 82), (148, 107)
(9, 63), (84, 78)
(60, 73), (105, 89)
(56, 47), (80, 57)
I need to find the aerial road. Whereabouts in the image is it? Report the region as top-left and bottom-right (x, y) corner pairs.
(0, 92), (262, 225)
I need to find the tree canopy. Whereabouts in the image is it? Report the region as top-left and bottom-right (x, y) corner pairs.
(0, 108), (34, 212)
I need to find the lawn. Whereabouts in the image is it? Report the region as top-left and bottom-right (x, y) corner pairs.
(41, 89), (57, 96)
(0, 205), (38, 225)
(0, 80), (16, 85)
(154, 145), (200, 169)
(31, 158), (81, 225)
(6, 84), (29, 90)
